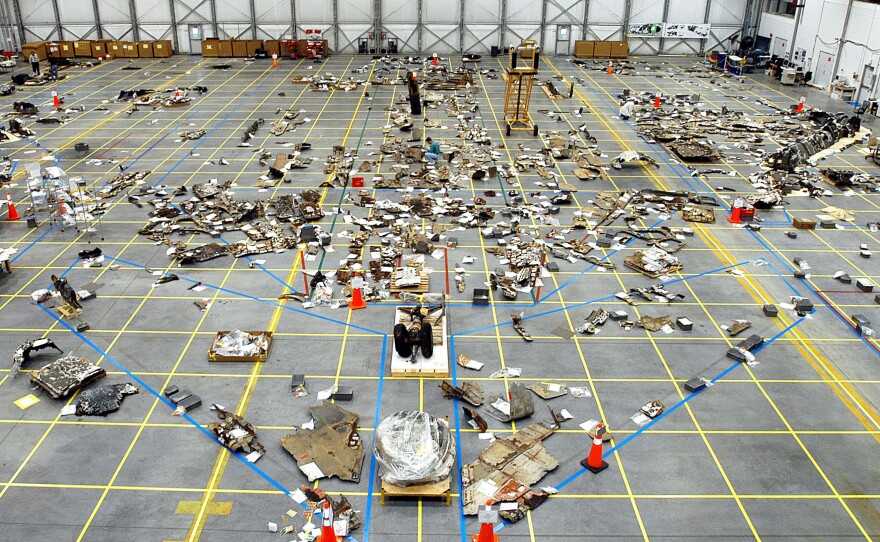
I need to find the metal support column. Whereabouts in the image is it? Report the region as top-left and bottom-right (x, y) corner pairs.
(658, 0), (670, 54)
(168, 0), (178, 52)
(209, 0), (218, 38)
(50, 0), (62, 40)
(539, 0), (547, 49)
(91, 0), (103, 39)
(581, 0), (590, 40)
(332, 0), (338, 55)
(249, 0), (256, 39)
(10, 0), (24, 48)
(459, 0), (465, 53)
(417, 0), (422, 52)
(831, 0), (855, 83)
(622, 0), (631, 41)
(788, 0), (804, 62)
(290, 0), (297, 39)
(500, 0), (507, 50)
(129, 0), (140, 41)
(0, 0), (12, 51)
(699, 0), (712, 54)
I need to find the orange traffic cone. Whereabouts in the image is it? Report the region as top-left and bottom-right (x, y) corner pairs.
(272, 53), (279, 67)
(472, 502), (499, 542)
(349, 271), (366, 310)
(52, 89), (61, 107)
(653, 91), (661, 108)
(607, 61), (613, 75)
(316, 500), (338, 541)
(796, 94), (805, 113)
(728, 195), (744, 224)
(432, 53), (438, 66)
(6, 192), (19, 221)
(581, 422), (608, 473)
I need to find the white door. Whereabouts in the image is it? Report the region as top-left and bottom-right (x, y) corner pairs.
(814, 51), (835, 88)
(772, 37), (787, 59)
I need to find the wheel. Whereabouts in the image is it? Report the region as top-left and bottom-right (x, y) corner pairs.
(505, 124), (511, 136)
(533, 124), (539, 137)
(393, 323), (412, 357)
(420, 322), (433, 358)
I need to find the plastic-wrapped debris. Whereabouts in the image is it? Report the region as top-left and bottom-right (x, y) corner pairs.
(374, 411), (455, 486)
(76, 383), (139, 416)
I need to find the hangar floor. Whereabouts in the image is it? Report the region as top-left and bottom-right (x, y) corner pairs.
(0, 53), (878, 541)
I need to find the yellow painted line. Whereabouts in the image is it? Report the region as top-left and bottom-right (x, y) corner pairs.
(67, 62), (288, 541)
(554, 57), (880, 539)
(482, 60), (647, 542)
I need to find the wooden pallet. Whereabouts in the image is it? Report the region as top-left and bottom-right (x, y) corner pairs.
(57, 304), (82, 319)
(380, 478), (451, 505)
(389, 272), (430, 294)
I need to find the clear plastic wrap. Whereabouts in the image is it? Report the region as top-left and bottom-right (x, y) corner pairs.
(373, 411), (455, 486)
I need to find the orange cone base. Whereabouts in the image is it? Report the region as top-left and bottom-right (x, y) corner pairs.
(472, 535), (498, 542)
(349, 291), (366, 310)
(727, 217), (742, 224)
(581, 458), (609, 473)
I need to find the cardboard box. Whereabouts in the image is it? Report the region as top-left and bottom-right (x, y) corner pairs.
(593, 40), (612, 58)
(232, 39), (248, 57)
(152, 40), (172, 57)
(217, 39), (233, 57)
(138, 41), (154, 58)
(57, 41), (75, 58)
(296, 40), (308, 57)
(573, 40), (594, 58)
(201, 39), (219, 57)
(90, 42), (107, 57)
(107, 41), (125, 56)
(246, 39), (263, 56)
(74, 40), (92, 57)
(23, 42), (47, 61)
(610, 41), (628, 58)
(263, 40), (281, 57)
(123, 43), (138, 58)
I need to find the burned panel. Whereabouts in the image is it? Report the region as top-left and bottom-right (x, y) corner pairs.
(30, 355), (106, 399)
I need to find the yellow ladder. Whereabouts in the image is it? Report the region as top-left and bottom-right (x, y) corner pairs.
(503, 70), (535, 129)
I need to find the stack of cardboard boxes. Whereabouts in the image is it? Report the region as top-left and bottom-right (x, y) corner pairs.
(22, 39), (173, 60)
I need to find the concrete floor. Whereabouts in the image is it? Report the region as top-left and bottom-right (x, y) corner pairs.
(0, 53), (878, 541)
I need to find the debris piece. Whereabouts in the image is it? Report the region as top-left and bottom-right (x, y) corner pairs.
(726, 320), (751, 336)
(463, 406), (489, 432)
(208, 404), (265, 459)
(209, 329), (272, 361)
(280, 401), (364, 482)
(485, 382), (534, 422)
(762, 304), (778, 317)
(439, 380), (484, 406)
(14, 394), (40, 410)
(75, 383), (139, 416)
(527, 382), (567, 399)
(11, 337), (63, 378)
(461, 422), (557, 521)
(30, 355), (106, 399)
(640, 400), (664, 419)
(511, 313), (533, 341)
(457, 354), (484, 371)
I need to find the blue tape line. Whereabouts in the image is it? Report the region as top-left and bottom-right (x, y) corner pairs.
(449, 336), (469, 542)
(493, 317), (806, 535)
(38, 304), (299, 498)
(151, 67), (282, 187)
(453, 259), (751, 338)
(106, 254), (385, 336)
(361, 334), (389, 542)
(10, 223), (57, 263)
